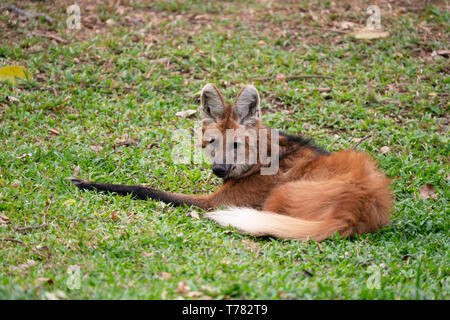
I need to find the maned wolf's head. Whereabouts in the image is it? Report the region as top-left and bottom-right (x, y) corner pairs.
(200, 84), (277, 179)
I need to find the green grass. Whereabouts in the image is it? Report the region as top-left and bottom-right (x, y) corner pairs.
(0, 0), (448, 299)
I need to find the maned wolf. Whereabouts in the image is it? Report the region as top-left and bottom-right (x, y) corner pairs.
(70, 84), (392, 241)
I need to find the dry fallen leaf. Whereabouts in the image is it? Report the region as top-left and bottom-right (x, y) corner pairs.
(141, 251), (154, 257)
(351, 29), (390, 40)
(44, 290), (68, 300)
(176, 280), (190, 295)
(380, 146), (390, 154)
(189, 210), (200, 220)
(186, 291), (202, 298)
(150, 57), (170, 64)
(415, 184), (437, 200)
(7, 96), (20, 103)
(72, 165), (80, 177)
(90, 145), (103, 152)
(340, 21), (356, 30)
(160, 272), (171, 279)
(48, 128), (60, 136)
(241, 239), (259, 252)
(0, 214), (10, 225)
(110, 211), (119, 221)
(176, 109), (197, 118)
(16, 259), (38, 271)
(274, 73), (287, 82)
(114, 136), (140, 147)
(432, 49), (450, 58)
(17, 153), (31, 160)
(34, 277), (54, 286)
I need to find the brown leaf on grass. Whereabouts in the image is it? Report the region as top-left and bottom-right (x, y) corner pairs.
(176, 281), (190, 295)
(241, 239), (259, 252)
(36, 245), (50, 253)
(160, 272), (171, 279)
(17, 153), (31, 160)
(186, 291), (202, 298)
(340, 21), (356, 30)
(44, 290), (68, 300)
(14, 259), (38, 271)
(72, 165), (80, 177)
(0, 214), (10, 225)
(380, 146), (390, 154)
(274, 73), (287, 82)
(90, 145), (103, 152)
(415, 184), (437, 200)
(114, 135), (140, 147)
(189, 210), (200, 220)
(48, 128), (60, 136)
(150, 57), (170, 64)
(351, 29), (390, 40)
(110, 211), (119, 221)
(34, 277), (54, 286)
(141, 251), (154, 257)
(432, 49), (450, 58)
(176, 109), (197, 118)
(7, 96), (20, 103)
(147, 142), (159, 149)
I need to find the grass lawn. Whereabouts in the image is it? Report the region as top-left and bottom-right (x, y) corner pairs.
(0, 0), (448, 299)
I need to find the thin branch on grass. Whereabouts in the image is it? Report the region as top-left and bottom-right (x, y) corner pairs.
(0, 238), (26, 246)
(307, 26), (351, 34)
(254, 243), (270, 259)
(17, 30), (67, 44)
(15, 223), (47, 232)
(254, 74), (335, 82)
(0, 4), (54, 23)
(353, 133), (372, 149)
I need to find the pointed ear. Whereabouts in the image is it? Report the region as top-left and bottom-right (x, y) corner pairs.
(200, 83), (225, 124)
(233, 85), (261, 126)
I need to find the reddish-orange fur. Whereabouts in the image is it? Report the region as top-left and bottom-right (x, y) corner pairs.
(72, 84), (393, 241)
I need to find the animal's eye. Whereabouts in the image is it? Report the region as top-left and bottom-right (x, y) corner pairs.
(209, 138), (215, 144)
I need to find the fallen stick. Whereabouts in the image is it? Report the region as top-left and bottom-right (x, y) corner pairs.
(353, 133), (372, 149)
(15, 223), (47, 232)
(0, 237), (26, 246)
(0, 4), (54, 23)
(254, 74), (335, 81)
(31, 31), (67, 44)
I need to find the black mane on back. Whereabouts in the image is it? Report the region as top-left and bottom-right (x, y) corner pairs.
(279, 131), (330, 156)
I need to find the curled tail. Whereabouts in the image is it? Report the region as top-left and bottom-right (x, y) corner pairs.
(205, 207), (351, 241)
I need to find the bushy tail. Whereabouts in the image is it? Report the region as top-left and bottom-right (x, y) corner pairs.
(205, 207), (350, 241)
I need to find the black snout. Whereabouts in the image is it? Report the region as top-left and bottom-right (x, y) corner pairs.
(212, 164), (228, 178)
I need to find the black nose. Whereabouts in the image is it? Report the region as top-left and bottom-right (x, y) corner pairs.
(212, 165), (227, 177)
